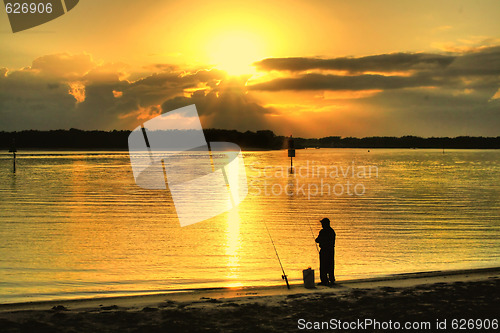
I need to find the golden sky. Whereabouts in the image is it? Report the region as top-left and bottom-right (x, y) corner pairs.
(1, 0), (499, 137)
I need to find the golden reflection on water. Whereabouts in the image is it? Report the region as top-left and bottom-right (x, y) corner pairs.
(0, 149), (499, 303)
(224, 209), (242, 287)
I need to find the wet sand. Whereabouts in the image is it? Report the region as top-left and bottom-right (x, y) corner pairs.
(1, 267), (498, 332)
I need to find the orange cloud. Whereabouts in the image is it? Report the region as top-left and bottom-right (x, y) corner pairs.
(112, 90), (123, 98)
(68, 81), (85, 103)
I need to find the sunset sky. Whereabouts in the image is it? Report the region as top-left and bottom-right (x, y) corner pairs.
(1, 0), (499, 137)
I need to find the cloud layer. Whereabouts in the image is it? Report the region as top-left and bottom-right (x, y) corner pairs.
(254, 53), (455, 73)
(250, 46), (500, 92)
(0, 54), (274, 132)
(0, 46), (499, 137)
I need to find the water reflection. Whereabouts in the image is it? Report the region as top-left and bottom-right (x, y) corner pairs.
(0, 149), (498, 303)
(224, 209), (242, 287)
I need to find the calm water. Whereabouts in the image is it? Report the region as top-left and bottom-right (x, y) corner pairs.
(0, 149), (499, 303)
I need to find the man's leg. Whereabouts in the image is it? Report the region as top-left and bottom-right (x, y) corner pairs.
(329, 248), (335, 283)
(319, 251), (329, 284)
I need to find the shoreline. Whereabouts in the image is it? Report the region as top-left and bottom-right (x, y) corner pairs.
(2, 147), (500, 153)
(1, 266), (498, 332)
(2, 266), (498, 311)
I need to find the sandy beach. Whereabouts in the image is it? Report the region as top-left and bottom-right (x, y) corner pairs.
(0, 267), (498, 332)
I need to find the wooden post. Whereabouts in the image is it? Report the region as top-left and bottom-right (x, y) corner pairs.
(9, 139), (17, 173)
(288, 135), (295, 174)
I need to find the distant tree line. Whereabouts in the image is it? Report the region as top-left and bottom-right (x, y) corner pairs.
(0, 129), (499, 150)
(293, 135), (500, 149)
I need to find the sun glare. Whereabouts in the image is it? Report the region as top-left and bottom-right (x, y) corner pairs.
(206, 31), (263, 76)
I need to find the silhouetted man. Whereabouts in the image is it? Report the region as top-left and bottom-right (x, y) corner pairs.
(315, 218), (336, 285)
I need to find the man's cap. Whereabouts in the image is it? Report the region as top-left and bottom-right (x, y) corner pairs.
(320, 218), (330, 224)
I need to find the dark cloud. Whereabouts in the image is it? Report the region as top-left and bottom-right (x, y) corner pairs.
(353, 87), (500, 137)
(72, 68), (230, 130)
(0, 54), (194, 130)
(443, 46), (500, 77)
(0, 67), (77, 130)
(130, 69), (224, 91)
(113, 69), (228, 122)
(0, 54), (269, 132)
(250, 46), (500, 93)
(143, 64), (180, 72)
(161, 77), (275, 132)
(254, 53), (455, 73)
(249, 73), (438, 91)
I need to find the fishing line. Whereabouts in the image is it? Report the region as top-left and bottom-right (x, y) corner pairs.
(307, 218), (320, 253)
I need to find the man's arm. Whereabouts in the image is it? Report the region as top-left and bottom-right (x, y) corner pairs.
(315, 230), (322, 243)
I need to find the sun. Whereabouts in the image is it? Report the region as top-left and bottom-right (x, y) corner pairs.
(206, 30), (263, 76)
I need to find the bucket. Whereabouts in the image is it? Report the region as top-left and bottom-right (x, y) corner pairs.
(302, 268), (315, 289)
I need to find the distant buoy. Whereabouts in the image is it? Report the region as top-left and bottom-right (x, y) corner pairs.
(9, 139), (17, 173)
(288, 136), (295, 174)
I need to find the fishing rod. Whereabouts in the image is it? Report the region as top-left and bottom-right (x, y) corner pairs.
(307, 218), (320, 253)
(264, 221), (290, 289)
